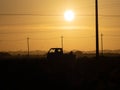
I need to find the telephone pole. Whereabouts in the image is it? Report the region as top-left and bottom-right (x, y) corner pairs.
(27, 37), (30, 56)
(61, 36), (64, 50)
(101, 33), (103, 56)
(95, 0), (99, 59)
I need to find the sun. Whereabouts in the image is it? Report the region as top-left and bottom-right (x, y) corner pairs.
(64, 10), (75, 22)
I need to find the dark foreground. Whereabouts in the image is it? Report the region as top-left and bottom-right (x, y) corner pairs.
(0, 56), (120, 90)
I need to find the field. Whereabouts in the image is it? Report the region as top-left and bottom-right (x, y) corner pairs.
(0, 55), (120, 90)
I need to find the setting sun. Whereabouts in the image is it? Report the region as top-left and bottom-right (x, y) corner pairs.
(64, 10), (75, 22)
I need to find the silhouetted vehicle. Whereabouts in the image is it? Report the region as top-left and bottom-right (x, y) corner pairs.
(0, 52), (11, 56)
(47, 48), (76, 60)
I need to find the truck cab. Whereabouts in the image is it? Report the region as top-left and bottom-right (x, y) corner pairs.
(47, 48), (63, 60)
(47, 48), (76, 60)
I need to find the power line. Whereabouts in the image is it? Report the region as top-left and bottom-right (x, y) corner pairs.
(0, 35), (120, 42)
(0, 39), (26, 42)
(0, 30), (63, 35)
(0, 13), (62, 16)
(31, 37), (59, 40)
(103, 34), (120, 38)
(64, 36), (95, 39)
(105, 34), (120, 36)
(0, 13), (120, 17)
(99, 15), (120, 17)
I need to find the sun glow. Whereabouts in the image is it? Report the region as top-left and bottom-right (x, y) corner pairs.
(64, 10), (75, 22)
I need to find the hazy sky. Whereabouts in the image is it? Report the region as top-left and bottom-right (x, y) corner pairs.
(0, 0), (120, 51)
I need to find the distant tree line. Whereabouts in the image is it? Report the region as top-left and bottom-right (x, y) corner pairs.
(0, 52), (11, 56)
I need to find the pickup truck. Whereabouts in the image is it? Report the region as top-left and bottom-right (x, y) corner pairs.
(47, 48), (76, 60)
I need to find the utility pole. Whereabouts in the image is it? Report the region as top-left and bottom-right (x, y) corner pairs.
(27, 37), (30, 56)
(61, 36), (64, 50)
(101, 33), (103, 56)
(95, 0), (99, 59)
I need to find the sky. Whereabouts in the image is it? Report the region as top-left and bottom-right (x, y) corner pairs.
(0, 0), (120, 51)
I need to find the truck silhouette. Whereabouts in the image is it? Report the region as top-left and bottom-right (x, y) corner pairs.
(47, 48), (76, 60)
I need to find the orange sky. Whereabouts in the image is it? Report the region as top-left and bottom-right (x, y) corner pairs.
(0, 0), (120, 51)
